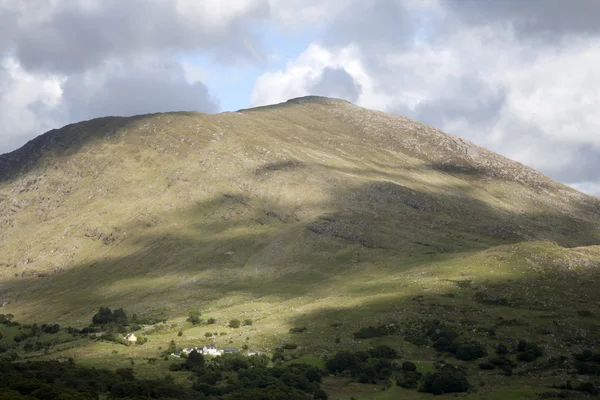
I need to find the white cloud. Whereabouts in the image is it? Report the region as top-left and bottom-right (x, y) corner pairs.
(0, 58), (66, 153)
(250, 4), (600, 192)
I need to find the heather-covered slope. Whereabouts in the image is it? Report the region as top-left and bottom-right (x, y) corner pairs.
(0, 95), (599, 329)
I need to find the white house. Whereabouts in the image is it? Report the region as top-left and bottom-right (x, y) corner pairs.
(247, 351), (261, 356)
(124, 333), (137, 343)
(202, 345), (220, 356)
(182, 347), (200, 355)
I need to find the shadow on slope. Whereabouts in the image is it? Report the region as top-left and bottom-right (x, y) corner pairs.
(2, 174), (600, 323)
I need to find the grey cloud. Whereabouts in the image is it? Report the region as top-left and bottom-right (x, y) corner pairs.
(10, 0), (269, 75)
(310, 67), (362, 103)
(392, 76), (507, 133)
(445, 0), (600, 38)
(322, 0), (415, 50)
(63, 59), (218, 121)
(541, 144), (600, 185)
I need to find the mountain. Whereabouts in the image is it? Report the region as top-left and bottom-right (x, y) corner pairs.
(1, 96), (600, 356)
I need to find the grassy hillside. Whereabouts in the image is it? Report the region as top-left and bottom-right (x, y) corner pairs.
(1, 96), (600, 398)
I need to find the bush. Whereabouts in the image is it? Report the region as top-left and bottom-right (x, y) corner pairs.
(516, 341), (543, 362)
(578, 382), (598, 395)
(229, 319), (241, 329)
(397, 371), (422, 388)
(243, 319), (253, 326)
(187, 310), (203, 325)
(92, 307), (128, 326)
(326, 352), (357, 374)
(405, 336), (428, 346)
(402, 361), (417, 372)
(479, 362), (495, 370)
(369, 345), (397, 359)
(42, 323), (60, 334)
(205, 332), (213, 338)
(455, 344), (487, 361)
(289, 327), (307, 334)
(136, 334), (148, 345)
(353, 325), (397, 340)
(420, 364), (470, 395)
(577, 310), (594, 318)
(283, 343), (298, 350)
(433, 337), (452, 352)
(207, 318), (216, 324)
(496, 343), (509, 355)
(178, 331), (183, 336)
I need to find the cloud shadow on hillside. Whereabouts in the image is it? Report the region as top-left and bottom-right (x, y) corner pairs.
(2, 171), (600, 325)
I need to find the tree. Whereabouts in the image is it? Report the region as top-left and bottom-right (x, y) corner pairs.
(112, 308), (128, 325)
(420, 365), (470, 395)
(136, 334), (148, 345)
(185, 350), (205, 370)
(187, 310), (203, 325)
(167, 340), (177, 354)
(92, 307), (113, 325)
(229, 319), (241, 329)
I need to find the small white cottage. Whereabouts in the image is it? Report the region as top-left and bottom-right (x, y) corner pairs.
(202, 345), (220, 356)
(124, 333), (137, 343)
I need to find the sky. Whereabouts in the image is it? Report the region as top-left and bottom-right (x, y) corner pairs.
(1, 0), (600, 195)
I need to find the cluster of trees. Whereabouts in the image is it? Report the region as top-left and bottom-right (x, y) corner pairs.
(0, 359), (189, 399)
(0, 314), (15, 325)
(573, 349), (600, 375)
(92, 307), (128, 326)
(353, 324), (398, 340)
(0, 352), (330, 399)
(325, 346), (471, 394)
(191, 355), (327, 399)
(185, 311), (252, 329)
(325, 345), (398, 384)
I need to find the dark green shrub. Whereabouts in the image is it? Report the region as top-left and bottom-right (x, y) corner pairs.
(479, 362), (495, 370)
(283, 343), (298, 350)
(397, 371), (422, 388)
(369, 345), (397, 359)
(516, 341), (543, 362)
(228, 319), (241, 329)
(187, 310), (203, 325)
(578, 382), (598, 395)
(243, 319), (253, 326)
(405, 336), (428, 346)
(420, 364), (470, 395)
(289, 327), (307, 334)
(355, 351), (370, 362)
(326, 351), (357, 374)
(489, 356), (516, 367)
(353, 325), (393, 340)
(433, 337), (452, 351)
(455, 344), (487, 361)
(402, 361), (417, 372)
(577, 310), (594, 318)
(496, 343), (509, 355)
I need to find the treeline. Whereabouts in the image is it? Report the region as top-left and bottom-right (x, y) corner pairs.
(0, 353), (329, 400)
(324, 344), (469, 395)
(0, 359), (188, 399)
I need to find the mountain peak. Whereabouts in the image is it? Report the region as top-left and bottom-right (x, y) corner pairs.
(285, 95), (354, 106)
